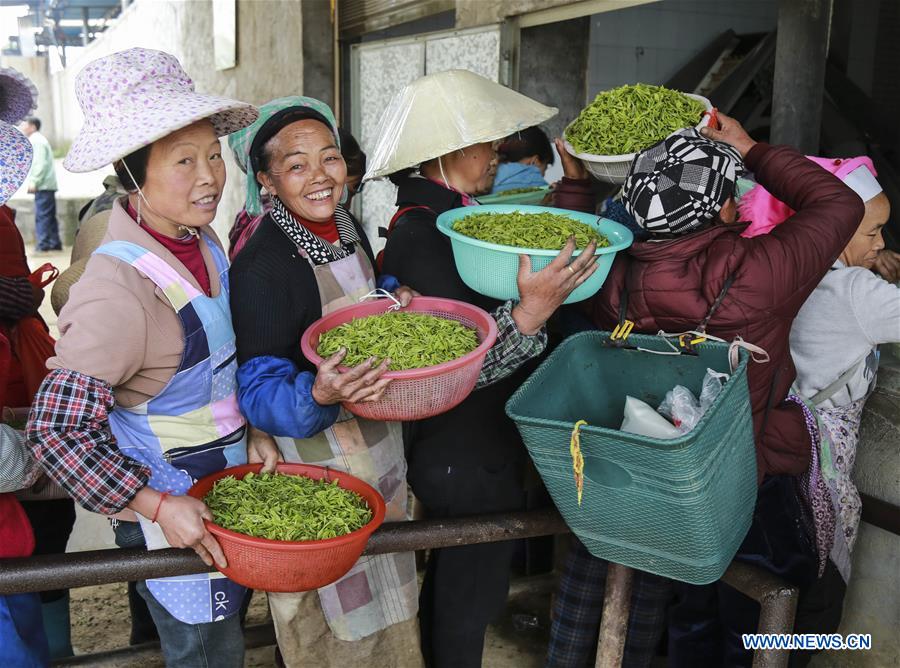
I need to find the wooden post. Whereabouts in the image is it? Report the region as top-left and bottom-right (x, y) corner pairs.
(771, 0), (834, 153)
(594, 563), (634, 668)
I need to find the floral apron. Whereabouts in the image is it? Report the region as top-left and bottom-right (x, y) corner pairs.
(95, 236), (248, 624)
(270, 245), (418, 641)
(793, 349), (878, 582)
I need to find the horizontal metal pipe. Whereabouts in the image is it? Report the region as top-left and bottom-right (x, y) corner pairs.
(0, 509), (570, 596)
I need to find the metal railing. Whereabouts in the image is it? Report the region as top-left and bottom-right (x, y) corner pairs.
(0, 509), (799, 667)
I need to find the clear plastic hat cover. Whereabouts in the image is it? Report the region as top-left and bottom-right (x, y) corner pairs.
(363, 69), (557, 181)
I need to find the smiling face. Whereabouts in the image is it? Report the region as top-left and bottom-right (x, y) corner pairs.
(840, 193), (890, 269)
(134, 120), (225, 236)
(256, 119), (346, 223)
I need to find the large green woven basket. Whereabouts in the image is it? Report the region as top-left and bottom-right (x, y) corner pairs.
(506, 331), (757, 584)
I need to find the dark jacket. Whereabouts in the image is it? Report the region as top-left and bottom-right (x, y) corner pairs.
(381, 175), (537, 480)
(229, 208), (376, 438)
(584, 143), (865, 481)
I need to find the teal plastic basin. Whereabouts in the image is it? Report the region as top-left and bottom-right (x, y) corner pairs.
(436, 204), (633, 304)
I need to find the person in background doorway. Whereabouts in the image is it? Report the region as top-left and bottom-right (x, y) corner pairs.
(489, 125), (554, 194)
(20, 116), (61, 252)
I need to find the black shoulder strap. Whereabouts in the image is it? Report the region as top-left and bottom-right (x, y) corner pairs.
(617, 278), (630, 330)
(697, 273), (735, 333)
(375, 204), (434, 273)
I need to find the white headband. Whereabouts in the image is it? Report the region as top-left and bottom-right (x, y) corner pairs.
(843, 165), (882, 203)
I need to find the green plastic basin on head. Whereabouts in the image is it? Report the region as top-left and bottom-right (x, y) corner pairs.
(436, 204), (633, 304)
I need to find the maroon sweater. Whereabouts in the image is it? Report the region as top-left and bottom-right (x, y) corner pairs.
(567, 143), (865, 482)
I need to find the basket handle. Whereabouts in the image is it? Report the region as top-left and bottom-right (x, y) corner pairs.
(584, 456), (632, 489)
(635, 330), (768, 373)
(360, 288), (402, 311)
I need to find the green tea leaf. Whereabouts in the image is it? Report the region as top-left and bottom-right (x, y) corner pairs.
(565, 84), (705, 155)
(205, 472), (373, 541)
(317, 311), (479, 371)
(453, 211), (609, 250)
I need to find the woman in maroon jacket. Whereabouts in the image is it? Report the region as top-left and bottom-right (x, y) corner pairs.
(547, 114), (865, 667)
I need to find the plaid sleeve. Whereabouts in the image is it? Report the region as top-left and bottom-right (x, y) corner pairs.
(26, 368), (151, 515)
(0, 275), (35, 321)
(475, 300), (547, 389)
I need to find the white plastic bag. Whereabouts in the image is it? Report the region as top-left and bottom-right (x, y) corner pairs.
(699, 369), (729, 411)
(657, 368), (729, 434)
(620, 396), (681, 439)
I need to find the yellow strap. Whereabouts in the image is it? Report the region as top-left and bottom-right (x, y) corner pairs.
(611, 320), (634, 342)
(570, 420), (587, 506)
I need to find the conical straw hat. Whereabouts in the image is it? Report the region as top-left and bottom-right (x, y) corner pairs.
(363, 70), (557, 181)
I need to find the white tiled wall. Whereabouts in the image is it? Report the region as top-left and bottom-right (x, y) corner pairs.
(586, 0), (778, 101)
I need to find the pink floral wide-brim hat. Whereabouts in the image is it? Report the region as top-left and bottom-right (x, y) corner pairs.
(0, 121), (32, 206)
(0, 66), (38, 124)
(64, 48), (259, 173)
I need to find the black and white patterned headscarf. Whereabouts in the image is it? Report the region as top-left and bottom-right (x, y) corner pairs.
(623, 128), (744, 236)
(270, 195), (361, 265)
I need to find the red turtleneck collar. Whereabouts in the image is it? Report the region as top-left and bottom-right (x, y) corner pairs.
(126, 201), (211, 296)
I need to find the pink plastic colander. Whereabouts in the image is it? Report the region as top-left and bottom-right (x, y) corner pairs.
(300, 296), (498, 421)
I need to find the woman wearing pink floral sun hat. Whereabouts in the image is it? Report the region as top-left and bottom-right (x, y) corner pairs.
(25, 48), (277, 668)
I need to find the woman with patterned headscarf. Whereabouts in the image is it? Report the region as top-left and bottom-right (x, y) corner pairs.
(547, 113), (866, 667)
(227, 95), (422, 668)
(228, 91), (597, 666)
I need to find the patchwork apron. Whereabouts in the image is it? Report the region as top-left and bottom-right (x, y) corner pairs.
(94, 236), (248, 624)
(272, 245), (418, 641)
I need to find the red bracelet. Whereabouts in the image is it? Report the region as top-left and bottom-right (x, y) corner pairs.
(151, 492), (170, 523)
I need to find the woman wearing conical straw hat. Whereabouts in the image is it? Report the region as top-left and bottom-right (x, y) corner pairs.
(25, 48), (278, 668)
(367, 69), (597, 668)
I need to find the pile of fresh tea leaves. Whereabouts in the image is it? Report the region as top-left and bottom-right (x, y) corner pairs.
(205, 472), (372, 541)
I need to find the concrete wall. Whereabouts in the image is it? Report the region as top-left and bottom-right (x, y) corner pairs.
(587, 0), (777, 98)
(457, 0), (573, 27)
(43, 0), (328, 240)
(1, 55), (57, 145)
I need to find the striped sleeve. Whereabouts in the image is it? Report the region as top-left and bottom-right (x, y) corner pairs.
(0, 276), (35, 321)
